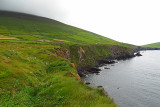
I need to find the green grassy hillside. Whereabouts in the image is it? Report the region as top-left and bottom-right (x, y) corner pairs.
(142, 42), (160, 48)
(0, 11), (132, 47)
(0, 43), (116, 106)
(0, 11), (136, 106)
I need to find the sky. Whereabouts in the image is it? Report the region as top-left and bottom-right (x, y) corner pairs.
(0, 0), (160, 45)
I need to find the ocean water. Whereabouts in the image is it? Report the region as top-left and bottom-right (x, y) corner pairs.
(82, 50), (160, 107)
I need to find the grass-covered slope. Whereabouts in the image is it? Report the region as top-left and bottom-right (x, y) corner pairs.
(0, 11), (132, 47)
(142, 42), (160, 48)
(0, 11), (136, 106)
(0, 43), (115, 106)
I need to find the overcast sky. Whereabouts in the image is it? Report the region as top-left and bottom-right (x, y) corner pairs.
(0, 0), (160, 45)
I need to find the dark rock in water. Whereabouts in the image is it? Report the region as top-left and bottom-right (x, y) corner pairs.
(87, 67), (101, 73)
(96, 73), (100, 75)
(97, 86), (103, 88)
(86, 82), (90, 85)
(135, 52), (142, 56)
(91, 71), (100, 73)
(99, 60), (116, 65)
(78, 72), (86, 77)
(78, 70), (88, 77)
(91, 67), (101, 71)
(117, 54), (135, 60)
(78, 67), (101, 77)
(104, 67), (110, 69)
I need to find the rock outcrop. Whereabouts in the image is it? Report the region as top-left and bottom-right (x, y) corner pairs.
(135, 52), (142, 56)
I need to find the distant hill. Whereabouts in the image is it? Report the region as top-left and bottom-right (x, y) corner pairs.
(142, 42), (160, 48)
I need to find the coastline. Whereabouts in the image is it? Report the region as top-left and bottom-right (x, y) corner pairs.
(81, 50), (160, 107)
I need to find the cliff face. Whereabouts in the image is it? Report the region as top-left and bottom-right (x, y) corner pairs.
(57, 44), (136, 76)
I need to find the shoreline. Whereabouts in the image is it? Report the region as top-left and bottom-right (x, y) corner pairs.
(78, 48), (160, 77)
(81, 50), (160, 107)
(78, 52), (136, 77)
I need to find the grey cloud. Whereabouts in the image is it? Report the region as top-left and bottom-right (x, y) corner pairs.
(0, 0), (66, 21)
